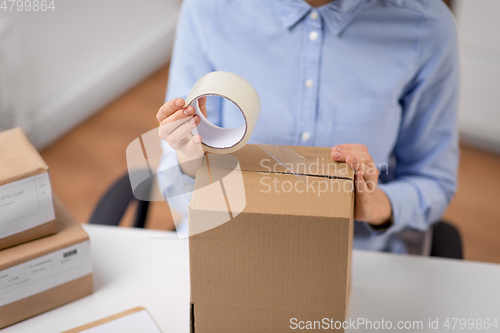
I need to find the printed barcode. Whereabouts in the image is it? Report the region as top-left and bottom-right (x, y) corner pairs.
(63, 249), (77, 258)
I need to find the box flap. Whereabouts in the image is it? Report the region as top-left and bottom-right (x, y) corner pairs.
(240, 172), (353, 218)
(0, 196), (89, 270)
(0, 127), (48, 186)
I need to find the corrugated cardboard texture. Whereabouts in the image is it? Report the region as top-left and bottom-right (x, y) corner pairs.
(189, 144), (354, 333)
(0, 127), (48, 186)
(0, 275), (93, 329)
(0, 219), (57, 251)
(0, 197), (93, 328)
(0, 197), (88, 270)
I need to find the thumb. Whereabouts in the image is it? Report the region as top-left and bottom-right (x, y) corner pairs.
(355, 170), (369, 197)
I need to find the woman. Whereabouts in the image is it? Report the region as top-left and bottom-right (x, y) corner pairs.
(156, 0), (459, 253)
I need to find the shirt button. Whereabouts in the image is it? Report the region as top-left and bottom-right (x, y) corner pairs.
(309, 31), (319, 41)
(301, 132), (311, 141)
(310, 11), (319, 20)
(305, 79), (314, 88)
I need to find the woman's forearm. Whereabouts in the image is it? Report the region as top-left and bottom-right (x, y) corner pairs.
(177, 150), (204, 179)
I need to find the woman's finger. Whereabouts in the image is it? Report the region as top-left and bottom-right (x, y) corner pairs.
(330, 149), (374, 165)
(158, 110), (192, 140)
(355, 169), (368, 194)
(182, 134), (204, 157)
(160, 105), (196, 128)
(331, 143), (368, 153)
(354, 169), (377, 196)
(156, 98), (186, 123)
(345, 156), (378, 189)
(165, 115), (200, 149)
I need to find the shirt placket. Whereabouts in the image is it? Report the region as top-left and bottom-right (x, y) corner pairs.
(298, 10), (323, 146)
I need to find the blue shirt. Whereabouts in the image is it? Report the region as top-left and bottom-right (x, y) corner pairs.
(158, 0), (459, 252)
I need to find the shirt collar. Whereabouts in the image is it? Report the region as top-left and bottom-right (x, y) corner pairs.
(272, 0), (366, 35)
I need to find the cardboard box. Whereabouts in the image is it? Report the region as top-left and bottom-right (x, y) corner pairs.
(189, 144), (355, 333)
(0, 197), (93, 329)
(0, 127), (56, 250)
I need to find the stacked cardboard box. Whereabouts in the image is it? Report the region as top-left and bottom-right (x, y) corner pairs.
(0, 128), (93, 329)
(189, 144), (355, 333)
(0, 127), (57, 250)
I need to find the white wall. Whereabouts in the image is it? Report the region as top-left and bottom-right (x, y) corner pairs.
(4, 0), (497, 153)
(455, 0), (500, 153)
(0, 0), (181, 148)
(0, 20), (21, 131)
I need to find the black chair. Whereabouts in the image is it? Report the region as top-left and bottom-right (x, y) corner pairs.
(89, 171), (463, 259)
(89, 170), (153, 229)
(430, 221), (463, 259)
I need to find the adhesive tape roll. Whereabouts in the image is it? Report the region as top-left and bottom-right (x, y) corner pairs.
(185, 71), (261, 154)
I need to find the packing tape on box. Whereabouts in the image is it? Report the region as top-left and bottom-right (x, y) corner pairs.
(185, 71), (261, 154)
(185, 71), (317, 180)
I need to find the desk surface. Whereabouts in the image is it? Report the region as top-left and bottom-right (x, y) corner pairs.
(4, 225), (500, 333)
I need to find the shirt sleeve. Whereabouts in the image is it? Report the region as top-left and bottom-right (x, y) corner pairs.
(157, 0), (217, 223)
(374, 5), (460, 235)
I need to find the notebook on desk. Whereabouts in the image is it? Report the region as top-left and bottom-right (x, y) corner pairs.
(62, 307), (161, 333)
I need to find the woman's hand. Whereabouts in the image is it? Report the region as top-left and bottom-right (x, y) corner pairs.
(331, 144), (392, 227)
(157, 97), (208, 178)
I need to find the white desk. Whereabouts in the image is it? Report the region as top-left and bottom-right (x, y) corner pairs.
(3, 225), (500, 333)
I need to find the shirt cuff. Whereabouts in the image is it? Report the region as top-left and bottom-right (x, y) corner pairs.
(365, 181), (420, 236)
(161, 159), (196, 198)
(157, 143), (197, 199)
(180, 169), (196, 188)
